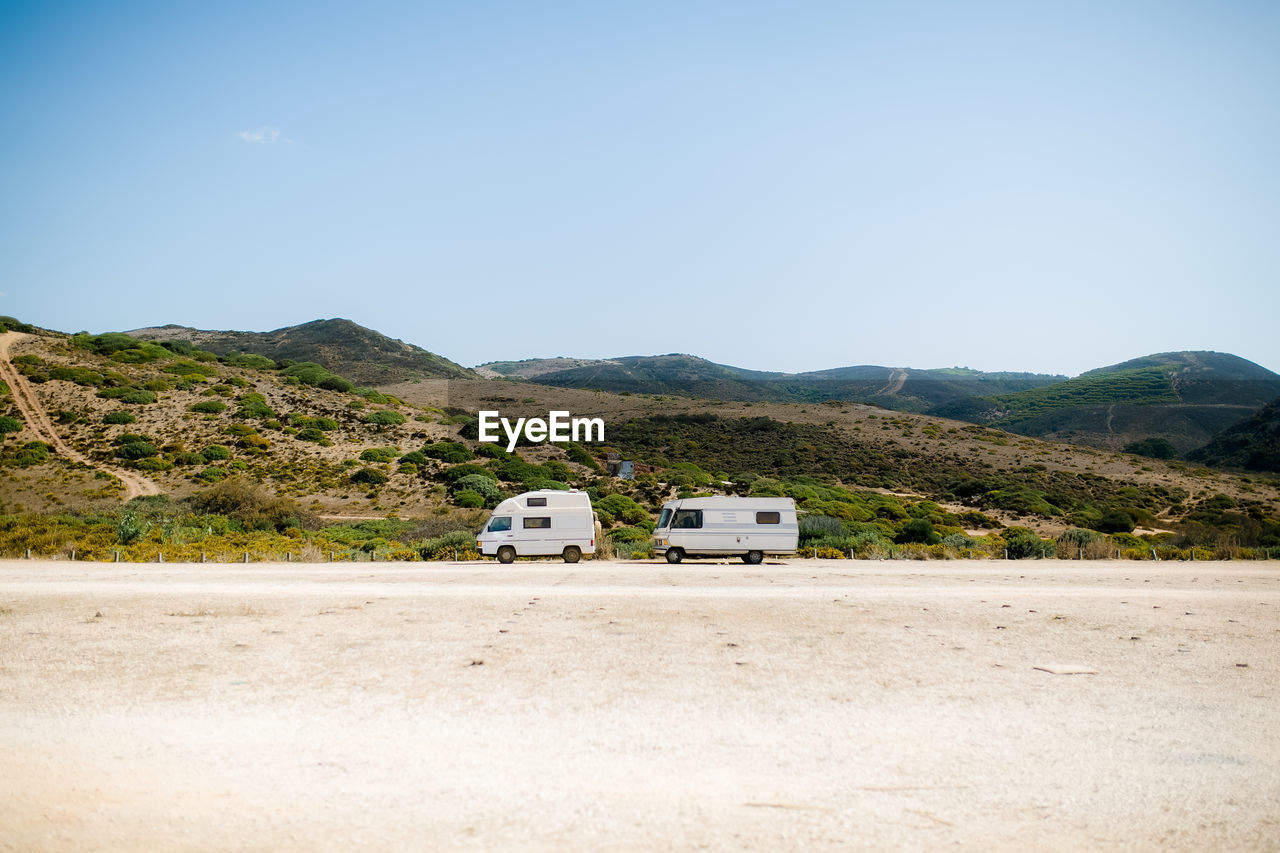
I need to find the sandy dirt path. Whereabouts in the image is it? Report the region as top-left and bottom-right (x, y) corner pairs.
(0, 331), (160, 500)
(1, 559), (1277, 851)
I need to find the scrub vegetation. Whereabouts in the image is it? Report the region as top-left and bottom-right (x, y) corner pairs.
(3, 321), (1279, 561)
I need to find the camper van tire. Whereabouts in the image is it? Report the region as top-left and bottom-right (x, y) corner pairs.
(742, 550), (764, 565)
(496, 546), (516, 565)
(665, 548), (684, 564)
(563, 546), (581, 564)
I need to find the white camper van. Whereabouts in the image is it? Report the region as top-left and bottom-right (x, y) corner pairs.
(652, 496), (798, 564)
(477, 489), (597, 564)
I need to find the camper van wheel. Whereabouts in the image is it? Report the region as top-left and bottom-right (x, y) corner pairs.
(665, 548), (684, 564)
(562, 546), (581, 564)
(497, 546), (516, 564)
(742, 550), (764, 565)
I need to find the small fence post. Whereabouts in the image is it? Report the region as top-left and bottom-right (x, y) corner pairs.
(114, 550), (120, 563)
(243, 552), (249, 564)
(330, 551), (334, 562)
(158, 552), (163, 563)
(25, 548), (31, 560)
(70, 549), (76, 561)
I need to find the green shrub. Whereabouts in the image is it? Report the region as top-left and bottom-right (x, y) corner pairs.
(399, 451), (428, 466)
(454, 489), (485, 508)
(354, 387), (391, 404)
(48, 366), (105, 386)
(190, 400), (227, 414)
(196, 466), (227, 482)
(895, 518), (940, 545)
(474, 443), (509, 459)
(596, 494), (648, 525)
(365, 409), (407, 427)
(116, 441), (159, 460)
(192, 478), (311, 531)
(423, 441), (473, 462)
(120, 389), (157, 405)
(102, 410), (136, 425)
(0, 416), (23, 435)
(417, 530), (477, 560)
(1094, 509), (1135, 534)
(0, 315), (34, 333)
(173, 451), (207, 466)
(164, 360), (219, 377)
(116, 511), (147, 544)
(749, 477), (785, 497)
(135, 457), (173, 472)
(441, 464), (496, 484)
(799, 515), (845, 544)
(281, 362), (354, 392)
(237, 401), (275, 419)
(524, 478), (569, 491)
(2, 441), (51, 466)
(565, 443), (600, 471)
(296, 428), (325, 442)
(351, 468), (388, 485)
(203, 444), (232, 460)
(222, 353), (277, 370)
(1004, 527), (1050, 559)
(452, 474), (500, 502)
(359, 447), (400, 463)
(112, 344), (171, 363)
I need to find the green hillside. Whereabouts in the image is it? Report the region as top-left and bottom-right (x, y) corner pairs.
(930, 353), (1280, 453)
(130, 319), (473, 385)
(530, 355), (1061, 410)
(1189, 397), (1280, 473)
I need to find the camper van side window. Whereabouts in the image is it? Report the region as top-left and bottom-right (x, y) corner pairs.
(756, 511), (781, 525)
(673, 509), (702, 529)
(526, 497), (547, 507)
(488, 517), (511, 532)
(523, 516), (551, 529)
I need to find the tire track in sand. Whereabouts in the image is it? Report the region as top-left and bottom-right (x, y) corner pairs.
(0, 332), (160, 501)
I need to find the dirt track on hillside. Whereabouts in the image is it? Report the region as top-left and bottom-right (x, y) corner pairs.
(0, 332), (160, 501)
(2, 559), (1277, 851)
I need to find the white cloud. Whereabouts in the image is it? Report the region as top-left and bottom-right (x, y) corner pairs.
(238, 127), (283, 144)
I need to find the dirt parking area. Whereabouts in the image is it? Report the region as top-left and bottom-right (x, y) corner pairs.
(1, 559), (1278, 851)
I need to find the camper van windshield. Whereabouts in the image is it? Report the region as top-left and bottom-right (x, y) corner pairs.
(673, 509), (702, 529)
(487, 517), (511, 532)
(657, 509), (672, 529)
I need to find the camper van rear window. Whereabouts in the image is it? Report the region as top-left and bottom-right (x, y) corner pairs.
(526, 497), (547, 507)
(756, 511), (781, 525)
(523, 517), (551, 529)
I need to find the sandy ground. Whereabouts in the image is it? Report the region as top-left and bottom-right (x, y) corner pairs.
(1, 558), (1277, 851)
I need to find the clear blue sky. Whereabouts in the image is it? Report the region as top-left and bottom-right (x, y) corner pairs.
(3, 1), (1278, 376)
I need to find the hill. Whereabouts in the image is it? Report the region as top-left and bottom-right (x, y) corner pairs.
(1189, 397), (1280, 473)
(484, 353), (1063, 410)
(929, 352), (1280, 453)
(130, 319), (473, 385)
